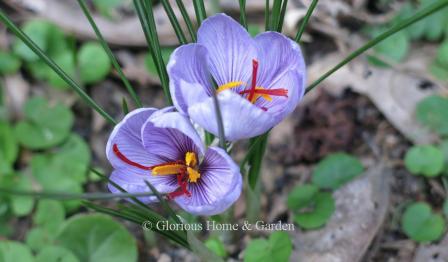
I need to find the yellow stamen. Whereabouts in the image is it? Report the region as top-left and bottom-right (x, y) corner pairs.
(250, 87), (273, 103)
(187, 167), (201, 183)
(185, 152), (197, 167)
(152, 164), (185, 176)
(216, 81), (245, 93)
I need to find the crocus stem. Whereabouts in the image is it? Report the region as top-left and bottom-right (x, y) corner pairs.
(0, 10), (117, 125)
(295, 0), (319, 42)
(306, 0), (448, 93)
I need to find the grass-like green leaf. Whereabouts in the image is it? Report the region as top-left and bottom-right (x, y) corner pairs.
(193, 0), (207, 25)
(239, 0), (248, 29)
(175, 0), (197, 42)
(160, 0), (188, 44)
(295, 0), (319, 42)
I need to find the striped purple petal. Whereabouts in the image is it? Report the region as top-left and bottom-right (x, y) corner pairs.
(141, 111), (205, 161)
(174, 146), (242, 215)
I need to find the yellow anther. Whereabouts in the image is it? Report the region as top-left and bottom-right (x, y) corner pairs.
(187, 167), (201, 183)
(185, 152), (198, 167)
(152, 164), (185, 176)
(250, 87), (273, 103)
(216, 81), (245, 93)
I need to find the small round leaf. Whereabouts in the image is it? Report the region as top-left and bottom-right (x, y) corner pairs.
(0, 241), (34, 262)
(416, 95), (448, 136)
(312, 153), (364, 190)
(401, 202), (445, 242)
(15, 97), (74, 149)
(56, 214), (138, 262)
(244, 232), (292, 262)
(36, 246), (79, 262)
(78, 42), (111, 84)
(294, 192), (335, 229)
(404, 145), (444, 177)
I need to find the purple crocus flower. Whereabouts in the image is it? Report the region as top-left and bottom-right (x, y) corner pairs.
(105, 108), (242, 215)
(167, 13), (306, 141)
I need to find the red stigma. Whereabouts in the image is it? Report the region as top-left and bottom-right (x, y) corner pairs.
(113, 143), (192, 200)
(247, 59), (259, 102)
(239, 88), (288, 97)
(167, 171), (191, 200)
(113, 144), (152, 170)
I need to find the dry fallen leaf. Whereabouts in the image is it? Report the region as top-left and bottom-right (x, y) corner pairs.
(292, 163), (390, 262)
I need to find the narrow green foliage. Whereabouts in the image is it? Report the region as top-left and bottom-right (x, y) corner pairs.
(270, 0), (283, 31)
(239, 0), (248, 29)
(160, 0), (188, 44)
(176, 0), (197, 42)
(122, 98), (129, 114)
(0, 10), (116, 125)
(276, 0), (288, 32)
(133, 0), (172, 105)
(295, 0), (319, 42)
(307, 0), (448, 93)
(193, 0), (207, 25)
(77, 0), (142, 107)
(144, 180), (184, 226)
(0, 187), (157, 200)
(265, 0), (270, 31)
(247, 134), (269, 189)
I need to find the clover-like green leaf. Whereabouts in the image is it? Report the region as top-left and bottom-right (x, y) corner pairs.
(287, 184), (319, 210)
(367, 28), (409, 67)
(56, 214), (138, 262)
(47, 51), (76, 89)
(436, 41), (448, 68)
(404, 145), (444, 177)
(78, 42), (111, 84)
(443, 199), (448, 217)
(244, 232), (292, 262)
(13, 20), (53, 61)
(10, 173), (34, 216)
(205, 237), (227, 258)
(26, 227), (56, 252)
(0, 241), (34, 262)
(312, 153), (364, 190)
(34, 200), (66, 232)
(15, 97), (74, 149)
(440, 140), (448, 175)
(36, 246), (79, 262)
(293, 192), (335, 229)
(0, 51), (21, 75)
(401, 202), (445, 242)
(416, 95), (448, 136)
(0, 121), (18, 175)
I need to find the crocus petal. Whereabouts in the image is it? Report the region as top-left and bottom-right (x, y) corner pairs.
(254, 31), (306, 88)
(174, 147), (242, 215)
(256, 69), (305, 121)
(167, 44), (212, 114)
(188, 90), (275, 141)
(108, 169), (178, 203)
(106, 108), (161, 172)
(198, 13), (257, 86)
(141, 111), (205, 161)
